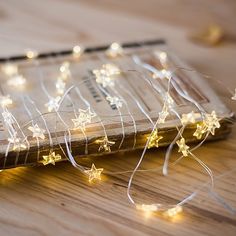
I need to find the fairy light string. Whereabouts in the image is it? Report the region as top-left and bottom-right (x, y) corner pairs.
(0, 39), (234, 218)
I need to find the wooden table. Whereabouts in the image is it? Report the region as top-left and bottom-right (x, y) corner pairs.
(0, 1), (236, 235)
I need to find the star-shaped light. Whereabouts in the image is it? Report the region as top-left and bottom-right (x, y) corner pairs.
(42, 151), (61, 165)
(59, 61), (71, 80)
(204, 111), (220, 135)
(96, 136), (115, 152)
(147, 129), (163, 149)
(157, 108), (169, 124)
(231, 89), (236, 100)
(45, 96), (61, 112)
(0, 95), (13, 108)
(93, 64), (120, 87)
(106, 96), (123, 108)
(2, 111), (14, 125)
(164, 93), (174, 108)
(72, 108), (96, 130)
(181, 111), (201, 125)
(1, 63), (18, 76)
(56, 78), (66, 95)
(28, 124), (45, 140)
(106, 42), (124, 58)
(136, 204), (159, 213)
(165, 205), (183, 217)
(84, 163), (103, 183)
(193, 123), (206, 139)
(8, 137), (27, 151)
(154, 50), (168, 65)
(176, 138), (190, 156)
(7, 74), (26, 87)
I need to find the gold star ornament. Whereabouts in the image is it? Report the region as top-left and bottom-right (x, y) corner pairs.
(84, 164), (103, 183)
(42, 151), (61, 165)
(96, 136), (115, 152)
(176, 138), (190, 157)
(147, 129), (163, 149)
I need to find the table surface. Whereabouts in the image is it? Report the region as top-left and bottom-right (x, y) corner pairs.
(0, 1), (236, 235)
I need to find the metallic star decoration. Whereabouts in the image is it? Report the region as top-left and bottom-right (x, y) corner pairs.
(106, 96), (123, 108)
(0, 95), (13, 108)
(157, 108), (169, 124)
(204, 111), (220, 135)
(42, 151), (61, 165)
(45, 96), (61, 112)
(96, 136), (115, 152)
(106, 42), (124, 58)
(176, 138), (190, 156)
(84, 163), (103, 183)
(193, 123), (206, 139)
(72, 108), (96, 130)
(147, 129), (163, 149)
(28, 124), (45, 140)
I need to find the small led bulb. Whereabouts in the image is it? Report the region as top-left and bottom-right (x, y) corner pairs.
(72, 45), (83, 58)
(7, 74), (26, 87)
(166, 205), (183, 217)
(25, 49), (38, 59)
(1, 63), (18, 76)
(106, 42), (124, 58)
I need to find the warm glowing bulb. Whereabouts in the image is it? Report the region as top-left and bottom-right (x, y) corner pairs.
(136, 204), (158, 212)
(84, 163), (103, 183)
(28, 124), (45, 140)
(147, 129), (163, 149)
(8, 137), (27, 151)
(181, 111), (201, 125)
(106, 42), (124, 58)
(1, 63), (18, 76)
(56, 78), (66, 95)
(45, 96), (61, 112)
(59, 61), (71, 80)
(96, 136), (115, 152)
(176, 138), (190, 156)
(42, 150), (61, 165)
(72, 45), (83, 58)
(0, 95), (13, 107)
(25, 49), (38, 59)
(7, 74), (26, 87)
(166, 205), (183, 217)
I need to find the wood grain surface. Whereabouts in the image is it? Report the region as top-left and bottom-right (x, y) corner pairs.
(0, 0), (236, 235)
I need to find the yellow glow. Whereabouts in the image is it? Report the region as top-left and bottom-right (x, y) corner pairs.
(8, 137), (27, 151)
(181, 111), (201, 125)
(176, 138), (190, 156)
(96, 136), (115, 152)
(1, 63), (18, 76)
(42, 151), (61, 165)
(7, 74), (26, 87)
(147, 129), (163, 149)
(165, 205), (183, 217)
(106, 42), (124, 58)
(84, 163), (103, 183)
(25, 49), (38, 59)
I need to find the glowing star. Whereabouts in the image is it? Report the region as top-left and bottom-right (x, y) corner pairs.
(165, 205), (183, 217)
(1, 63), (18, 76)
(231, 89), (236, 100)
(204, 111), (220, 135)
(136, 204), (159, 213)
(181, 111), (201, 125)
(164, 93), (174, 108)
(7, 74), (26, 87)
(96, 136), (115, 152)
(193, 123), (206, 139)
(25, 49), (38, 59)
(28, 124), (45, 140)
(72, 45), (84, 58)
(93, 64), (120, 87)
(176, 138), (190, 156)
(106, 42), (124, 58)
(154, 50), (168, 65)
(72, 108), (96, 130)
(60, 61), (71, 80)
(106, 96), (123, 108)
(45, 96), (61, 112)
(42, 151), (61, 165)
(2, 111), (14, 125)
(84, 163), (103, 183)
(157, 109), (169, 124)
(8, 137), (27, 151)
(147, 129), (163, 149)
(56, 78), (66, 95)
(0, 95), (13, 107)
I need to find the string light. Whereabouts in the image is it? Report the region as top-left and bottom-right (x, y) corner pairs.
(106, 96), (123, 108)
(147, 129), (163, 148)
(106, 42), (124, 58)
(136, 204), (159, 213)
(0, 95), (13, 107)
(72, 45), (83, 58)
(45, 96), (61, 112)
(28, 124), (45, 140)
(56, 78), (66, 95)
(1, 63), (18, 76)
(96, 136), (115, 152)
(8, 137), (27, 151)
(181, 111), (200, 125)
(72, 108), (96, 130)
(193, 123), (206, 139)
(157, 108), (169, 124)
(165, 205), (183, 217)
(176, 138), (190, 156)
(7, 74), (26, 87)
(84, 163), (103, 183)
(42, 150), (61, 165)
(59, 61), (71, 80)
(25, 49), (38, 59)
